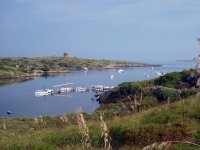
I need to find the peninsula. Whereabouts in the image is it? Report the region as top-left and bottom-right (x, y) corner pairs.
(0, 56), (159, 79)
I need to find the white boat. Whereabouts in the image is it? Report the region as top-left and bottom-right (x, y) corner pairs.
(75, 87), (88, 92)
(59, 87), (73, 93)
(84, 67), (88, 71)
(110, 75), (114, 80)
(91, 85), (115, 92)
(35, 89), (53, 96)
(156, 71), (165, 76)
(118, 69), (124, 73)
(91, 85), (104, 92)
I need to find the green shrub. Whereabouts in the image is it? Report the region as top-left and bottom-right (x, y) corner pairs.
(117, 125), (187, 148)
(180, 89), (197, 98)
(107, 88), (121, 100)
(41, 66), (49, 72)
(110, 126), (126, 148)
(140, 97), (159, 108)
(154, 72), (182, 88)
(154, 88), (180, 102)
(180, 70), (193, 82)
(194, 130), (200, 144)
(119, 82), (144, 95)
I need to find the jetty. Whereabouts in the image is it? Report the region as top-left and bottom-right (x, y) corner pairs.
(34, 85), (115, 97)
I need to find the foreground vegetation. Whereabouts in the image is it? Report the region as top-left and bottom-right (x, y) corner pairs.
(0, 56), (154, 79)
(0, 95), (200, 149)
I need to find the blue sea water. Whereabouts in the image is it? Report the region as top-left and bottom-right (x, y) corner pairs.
(0, 61), (195, 117)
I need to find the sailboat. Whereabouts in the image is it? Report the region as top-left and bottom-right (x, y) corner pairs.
(54, 74), (74, 93)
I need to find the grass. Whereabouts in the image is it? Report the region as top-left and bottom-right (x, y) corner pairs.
(0, 95), (200, 149)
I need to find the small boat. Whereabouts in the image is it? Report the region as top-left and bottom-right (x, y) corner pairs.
(7, 111), (12, 115)
(156, 71), (165, 76)
(35, 89), (53, 96)
(110, 75), (114, 80)
(75, 87), (88, 92)
(84, 67), (89, 71)
(58, 87), (74, 93)
(91, 85), (104, 92)
(118, 69), (124, 73)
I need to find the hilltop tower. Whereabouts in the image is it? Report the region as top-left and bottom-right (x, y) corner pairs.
(63, 52), (69, 57)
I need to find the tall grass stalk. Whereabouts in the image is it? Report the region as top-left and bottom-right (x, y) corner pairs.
(142, 141), (200, 150)
(60, 114), (68, 123)
(142, 142), (171, 150)
(34, 116), (38, 124)
(100, 113), (111, 150)
(39, 115), (46, 125)
(77, 109), (91, 149)
(3, 119), (6, 130)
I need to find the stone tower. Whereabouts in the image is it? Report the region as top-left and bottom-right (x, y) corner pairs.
(63, 52), (68, 57)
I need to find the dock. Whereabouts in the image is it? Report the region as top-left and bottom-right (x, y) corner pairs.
(35, 85), (115, 97)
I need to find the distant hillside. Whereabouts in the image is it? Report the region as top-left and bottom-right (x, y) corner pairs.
(0, 56), (159, 79)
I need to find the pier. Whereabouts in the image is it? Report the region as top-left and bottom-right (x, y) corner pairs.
(35, 85), (115, 97)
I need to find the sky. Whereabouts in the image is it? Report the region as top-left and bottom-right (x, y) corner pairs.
(0, 0), (200, 63)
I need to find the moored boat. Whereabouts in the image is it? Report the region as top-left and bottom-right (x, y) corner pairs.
(35, 89), (53, 96)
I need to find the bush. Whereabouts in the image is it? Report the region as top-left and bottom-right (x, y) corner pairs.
(140, 97), (159, 108)
(115, 125), (187, 148)
(180, 89), (197, 98)
(107, 88), (121, 100)
(194, 130), (200, 144)
(154, 88), (180, 102)
(119, 82), (144, 96)
(180, 70), (193, 82)
(41, 66), (49, 72)
(154, 72), (182, 88)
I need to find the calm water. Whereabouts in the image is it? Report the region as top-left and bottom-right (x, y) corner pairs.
(0, 61), (195, 117)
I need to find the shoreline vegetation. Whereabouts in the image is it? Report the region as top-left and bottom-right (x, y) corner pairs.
(0, 56), (160, 80)
(0, 68), (200, 149)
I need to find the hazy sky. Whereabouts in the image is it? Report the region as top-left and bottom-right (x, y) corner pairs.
(0, 0), (200, 62)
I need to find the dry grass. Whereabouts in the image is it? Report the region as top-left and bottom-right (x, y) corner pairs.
(142, 141), (200, 150)
(99, 113), (111, 150)
(60, 114), (68, 123)
(77, 108), (91, 149)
